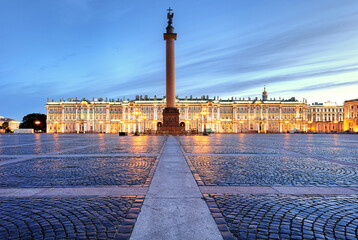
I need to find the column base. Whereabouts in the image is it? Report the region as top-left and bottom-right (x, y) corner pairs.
(158, 107), (184, 135)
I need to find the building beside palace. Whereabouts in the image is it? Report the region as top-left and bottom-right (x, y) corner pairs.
(307, 101), (344, 133)
(344, 98), (358, 132)
(0, 116), (20, 133)
(46, 89), (309, 134)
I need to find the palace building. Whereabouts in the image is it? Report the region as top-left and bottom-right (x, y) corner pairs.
(46, 89), (309, 134)
(344, 98), (358, 132)
(307, 101), (344, 133)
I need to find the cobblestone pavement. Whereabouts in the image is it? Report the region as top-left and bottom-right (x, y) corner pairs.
(179, 134), (358, 239)
(0, 196), (145, 240)
(64, 144), (163, 154)
(178, 135), (358, 187)
(0, 156), (158, 187)
(0, 134), (166, 239)
(205, 194), (358, 240)
(1, 134), (358, 239)
(188, 155), (358, 186)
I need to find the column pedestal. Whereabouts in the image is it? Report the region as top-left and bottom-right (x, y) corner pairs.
(160, 107), (183, 134)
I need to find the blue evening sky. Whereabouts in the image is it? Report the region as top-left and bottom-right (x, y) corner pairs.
(1, 0), (358, 120)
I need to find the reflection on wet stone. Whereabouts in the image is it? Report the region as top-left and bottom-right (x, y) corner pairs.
(0, 156), (158, 187)
(188, 155), (358, 186)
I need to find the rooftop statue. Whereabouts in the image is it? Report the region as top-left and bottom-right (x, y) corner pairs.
(166, 7), (175, 34)
(167, 7), (174, 26)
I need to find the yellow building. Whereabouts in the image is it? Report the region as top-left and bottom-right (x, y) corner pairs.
(46, 89), (308, 134)
(0, 116), (20, 133)
(307, 101), (344, 133)
(344, 98), (358, 132)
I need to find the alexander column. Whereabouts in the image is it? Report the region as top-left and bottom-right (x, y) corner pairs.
(162, 8), (181, 134)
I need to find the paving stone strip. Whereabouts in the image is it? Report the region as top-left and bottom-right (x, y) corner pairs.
(200, 186), (358, 195)
(0, 187), (149, 197)
(130, 136), (223, 240)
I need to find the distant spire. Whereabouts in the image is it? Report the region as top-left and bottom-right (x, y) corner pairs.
(262, 86), (268, 101)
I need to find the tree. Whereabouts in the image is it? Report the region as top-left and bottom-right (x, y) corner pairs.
(20, 113), (47, 133)
(1, 122), (12, 133)
(2, 122), (9, 129)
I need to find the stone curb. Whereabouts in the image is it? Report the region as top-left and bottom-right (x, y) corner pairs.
(203, 194), (236, 240)
(115, 195), (145, 240)
(176, 140), (205, 186)
(143, 138), (167, 187)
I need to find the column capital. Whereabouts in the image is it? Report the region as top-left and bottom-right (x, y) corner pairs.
(164, 33), (177, 40)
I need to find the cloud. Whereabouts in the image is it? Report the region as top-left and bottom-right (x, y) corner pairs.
(181, 64), (358, 95)
(289, 79), (358, 92)
(175, 12), (358, 81)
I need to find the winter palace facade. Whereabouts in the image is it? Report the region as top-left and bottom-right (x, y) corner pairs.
(46, 89), (311, 134)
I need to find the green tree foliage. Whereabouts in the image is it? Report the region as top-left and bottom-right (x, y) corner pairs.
(20, 113), (47, 133)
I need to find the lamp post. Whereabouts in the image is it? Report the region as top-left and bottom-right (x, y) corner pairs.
(99, 121), (104, 133)
(119, 120), (124, 133)
(334, 120), (338, 133)
(308, 120), (313, 133)
(284, 120), (290, 133)
(201, 107), (208, 135)
(239, 120), (244, 133)
(143, 114), (147, 134)
(54, 121), (58, 133)
(194, 114), (199, 134)
(34, 121), (41, 133)
(133, 108), (141, 136)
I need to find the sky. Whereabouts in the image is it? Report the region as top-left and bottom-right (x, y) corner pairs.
(1, 0), (358, 121)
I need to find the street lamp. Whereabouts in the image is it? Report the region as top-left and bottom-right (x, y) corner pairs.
(99, 121), (104, 133)
(54, 121), (58, 133)
(132, 108), (141, 136)
(333, 120), (338, 133)
(201, 107), (208, 135)
(239, 120), (244, 133)
(34, 121), (41, 133)
(120, 120), (125, 133)
(143, 114), (148, 134)
(194, 114), (199, 134)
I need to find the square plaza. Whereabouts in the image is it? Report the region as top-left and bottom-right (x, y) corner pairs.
(0, 134), (358, 239)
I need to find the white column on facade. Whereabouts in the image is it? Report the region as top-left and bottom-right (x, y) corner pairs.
(279, 106), (282, 133)
(216, 106), (220, 133)
(61, 106), (65, 133)
(105, 106), (110, 133)
(75, 107), (78, 133)
(153, 105), (157, 120)
(86, 107), (90, 132)
(92, 107), (95, 132)
(265, 107), (269, 132)
(233, 107), (237, 133)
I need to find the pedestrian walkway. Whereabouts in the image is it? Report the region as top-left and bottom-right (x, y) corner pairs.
(131, 136), (222, 240)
